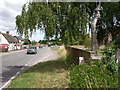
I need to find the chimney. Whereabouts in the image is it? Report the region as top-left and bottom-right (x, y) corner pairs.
(6, 31), (9, 35)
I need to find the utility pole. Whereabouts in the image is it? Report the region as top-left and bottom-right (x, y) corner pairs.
(90, 2), (102, 55)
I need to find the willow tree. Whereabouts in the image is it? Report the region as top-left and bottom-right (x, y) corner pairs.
(16, 2), (90, 45)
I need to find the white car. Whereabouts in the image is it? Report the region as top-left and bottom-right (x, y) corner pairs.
(27, 46), (37, 54)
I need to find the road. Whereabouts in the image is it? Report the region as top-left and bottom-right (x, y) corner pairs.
(0, 47), (58, 89)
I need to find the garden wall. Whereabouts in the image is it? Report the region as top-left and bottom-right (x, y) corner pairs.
(65, 46), (91, 64)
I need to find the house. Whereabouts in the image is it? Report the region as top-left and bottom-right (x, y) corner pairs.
(0, 31), (18, 51)
(14, 36), (24, 49)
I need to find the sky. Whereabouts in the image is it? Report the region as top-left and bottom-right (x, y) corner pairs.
(0, 0), (45, 42)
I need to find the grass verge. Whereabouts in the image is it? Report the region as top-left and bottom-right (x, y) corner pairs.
(8, 56), (72, 88)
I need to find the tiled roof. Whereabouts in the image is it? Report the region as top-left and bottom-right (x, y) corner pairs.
(0, 32), (18, 43)
(14, 36), (24, 41)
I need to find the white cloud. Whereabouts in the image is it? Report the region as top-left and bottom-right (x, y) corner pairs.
(0, 0), (44, 41)
(30, 30), (45, 41)
(0, 0), (29, 30)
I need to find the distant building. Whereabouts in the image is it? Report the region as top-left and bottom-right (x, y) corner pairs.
(14, 36), (24, 49)
(107, 32), (112, 43)
(0, 31), (23, 51)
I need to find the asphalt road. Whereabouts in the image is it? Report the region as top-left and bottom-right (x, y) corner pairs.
(0, 47), (58, 89)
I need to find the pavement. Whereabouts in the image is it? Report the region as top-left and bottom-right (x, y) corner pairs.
(0, 47), (59, 89)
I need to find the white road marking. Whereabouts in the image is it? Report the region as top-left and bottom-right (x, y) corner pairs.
(16, 72), (20, 75)
(11, 76), (15, 80)
(0, 74), (16, 89)
(21, 67), (24, 70)
(0, 61), (30, 89)
(1, 48), (51, 89)
(25, 64), (28, 66)
(0, 79), (11, 90)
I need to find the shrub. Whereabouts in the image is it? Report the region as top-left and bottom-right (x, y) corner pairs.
(69, 60), (118, 88)
(23, 47), (27, 49)
(83, 37), (91, 49)
(103, 42), (118, 74)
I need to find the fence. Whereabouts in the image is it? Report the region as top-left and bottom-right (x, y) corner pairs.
(65, 46), (91, 64)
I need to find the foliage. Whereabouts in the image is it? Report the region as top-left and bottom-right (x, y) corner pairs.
(31, 40), (37, 45)
(83, 34), (91, 48)
(69, 60), (118, 88)
(97, 2), (120, 45)
(39, 40), (47, 44)
(16, 2), (120, 46)
(23, 39), (31, 45)
(23, 46), (27, 49)
(115, 35), (120, 49)
(16, 2), (89, 45)
(103, 42), (118, 74)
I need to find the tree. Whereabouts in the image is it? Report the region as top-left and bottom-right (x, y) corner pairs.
(96, 2), (120, 46)
(16, 2), (89, 45)
(23, 39), (31, 45)
(31, 40), (37, 45)
(16, 2), (120, 47)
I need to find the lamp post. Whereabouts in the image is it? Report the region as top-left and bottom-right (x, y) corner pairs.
(90, 2), (102, 55)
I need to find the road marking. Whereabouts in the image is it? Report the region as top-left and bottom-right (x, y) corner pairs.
(21, 67), (24, 70)
(25, 64), (27, 66)
(16, 72), (20, 75)
(0, 47), (51, 89)
(32, 52), (53, 66)
(0, 74), (16, 89)
(11, 76), (15, 80)
(0, 79), (11, 90)
(1, 63), (29, 89)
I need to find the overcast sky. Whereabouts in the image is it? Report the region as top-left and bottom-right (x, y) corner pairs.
(0, 0), (44, 41)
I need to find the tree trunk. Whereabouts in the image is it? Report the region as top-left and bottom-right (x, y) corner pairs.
(91, 27), (97, 55)
(116, 48), (120, 63)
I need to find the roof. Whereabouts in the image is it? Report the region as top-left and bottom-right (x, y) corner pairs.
(0, 32), (18, 43)
(14, 36), (24, 41)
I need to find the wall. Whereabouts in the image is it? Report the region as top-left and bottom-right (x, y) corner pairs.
(0, 34), (9, 52)
(0, 34), (9, 44)
(65, 46), (91, 64)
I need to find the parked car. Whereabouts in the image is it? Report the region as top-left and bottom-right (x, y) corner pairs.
(27, 46), (37, 54)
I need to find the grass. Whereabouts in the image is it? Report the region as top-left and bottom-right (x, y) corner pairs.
(8, 56), (72, 88)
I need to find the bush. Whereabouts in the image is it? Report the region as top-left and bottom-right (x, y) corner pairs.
(103, 42), (118, 74)
(23, 47), (27, 49)
(69, 60), (118, 88)
(83, 37), (91, 48)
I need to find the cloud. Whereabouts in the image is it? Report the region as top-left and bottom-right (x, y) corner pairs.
(0, 0), (45, 41)
(0, 0), (29, 30)
(30, 30), (45, 41)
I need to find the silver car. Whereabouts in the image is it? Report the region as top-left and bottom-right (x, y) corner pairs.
(27, 46), (37, 54)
